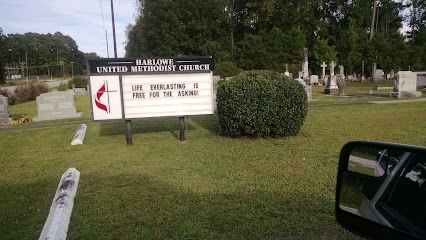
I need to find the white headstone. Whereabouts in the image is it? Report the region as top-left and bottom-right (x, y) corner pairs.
(295, 78), (306, 86)
(213, 76), (220, 83)
(33, 91), (82, 122)
(339, 65), (345, 79)
(73, 88), (87, 95)
(305, 85), (313, 101)
(39, 168), (80, 240)
(389, 71), (422, 98)
(375, 69), (384, 80)
(372, 63), (377, 82)
(329, 61), (336, 76)
(302, 47), (309, 81)
(284, 63), (290, 77)
(321, 62), (327, 80)
(71, 124), (87, 145)
(309, 75), (319, 85)
(0, 95), (12, 125)
(390, 69), (395, 79)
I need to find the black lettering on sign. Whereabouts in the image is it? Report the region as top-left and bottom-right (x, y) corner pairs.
(133, 92), (145, 98)
(150, 92), (160, 98)
(194, 83), (198, 89)
(163, 91), (172, 97)
(178, 90), (199, 97)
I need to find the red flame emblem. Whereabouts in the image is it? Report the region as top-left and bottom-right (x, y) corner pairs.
(95, 82), (108, 113)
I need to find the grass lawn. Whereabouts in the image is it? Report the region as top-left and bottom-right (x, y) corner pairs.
(1, 81), (425, 239)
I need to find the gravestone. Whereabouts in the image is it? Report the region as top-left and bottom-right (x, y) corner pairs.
(339, 65), (345, 80)
(0, 95), (12, 125)
(321, 62), (327, 82)
(375, 69), (384, 80)
(390, 69), (395, 79)
(298, 71), (303, 79)
(324, 61), (339, 94)
(386, 74), (390, 80)
(295, 78), (306, 86)
(371, 63), (377, 82)
(66, 89), (74, 95)
(33, 91), (82, 122)
(71, 124), (87, 145)
(305, 85), (313, 101)
(309, 75), (319, 85)
(284, 63), (290, 77)
(319, 75), (329, 85)
(347, 75), (354, 81)
(302, 47), (309, 81)
(389, 71), (422, 98)
(213, 76), (220, 83)
(414, 72), (426, 88)
(73, 88), (87, 95)
(337, 75), (346, 96)
(39, 168), (80, 240)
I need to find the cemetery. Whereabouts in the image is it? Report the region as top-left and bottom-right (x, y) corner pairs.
(1, 70), (425, 239)
(1, 1), (426, 239)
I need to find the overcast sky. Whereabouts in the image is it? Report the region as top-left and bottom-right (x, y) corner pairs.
(0, 0), (137, 58)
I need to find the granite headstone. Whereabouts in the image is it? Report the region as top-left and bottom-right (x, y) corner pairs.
(33, 91), (82, 121)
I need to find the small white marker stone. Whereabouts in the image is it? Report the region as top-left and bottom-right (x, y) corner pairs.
(71, 124), (87, 145)
(39, 168), (80, 240)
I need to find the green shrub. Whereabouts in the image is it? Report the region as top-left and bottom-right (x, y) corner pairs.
(14, 82), (48, 102)
(214, 61), (241, 78)
(0, 88), (16, 105)
(217, 70), (307, 138)
(69, 75), (88, 89)
(57, 82), (69, 91)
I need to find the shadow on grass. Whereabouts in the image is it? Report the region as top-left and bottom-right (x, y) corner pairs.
(68, 173), (347, 240)
(189, 114), (219, 134)
(0, 177), (58, 240)
(99, 117), (196, 140)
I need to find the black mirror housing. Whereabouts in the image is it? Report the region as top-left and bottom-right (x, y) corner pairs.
(336, 141), (426, 240)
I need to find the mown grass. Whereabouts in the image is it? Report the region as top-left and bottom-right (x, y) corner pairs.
(0, 82), (425, 239)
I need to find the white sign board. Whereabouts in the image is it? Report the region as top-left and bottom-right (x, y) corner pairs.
(122, 73), (213, 118)
(88, 57), (214, 121)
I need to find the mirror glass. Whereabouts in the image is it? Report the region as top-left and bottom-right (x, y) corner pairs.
(339, 145), (426, 239)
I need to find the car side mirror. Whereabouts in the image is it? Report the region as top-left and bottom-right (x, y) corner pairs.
(335, 141), (426, 239)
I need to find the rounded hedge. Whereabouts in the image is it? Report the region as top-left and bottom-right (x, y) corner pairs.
(216, 70), (307, 138)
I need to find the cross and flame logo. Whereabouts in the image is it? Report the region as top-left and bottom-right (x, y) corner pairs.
(94, 80), (117, 113)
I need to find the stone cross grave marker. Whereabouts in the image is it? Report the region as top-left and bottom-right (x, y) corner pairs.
(324, 61), (338, 94)
(33, 91), (82, 121)
(321, 62), (327, 81)
(330, 61), (335, 76)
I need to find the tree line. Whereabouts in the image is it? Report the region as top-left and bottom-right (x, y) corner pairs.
(125, 0), (426, 77)
(0, 29), (99, 83)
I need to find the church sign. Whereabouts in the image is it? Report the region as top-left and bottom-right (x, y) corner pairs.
(88, 57), (214, 121)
